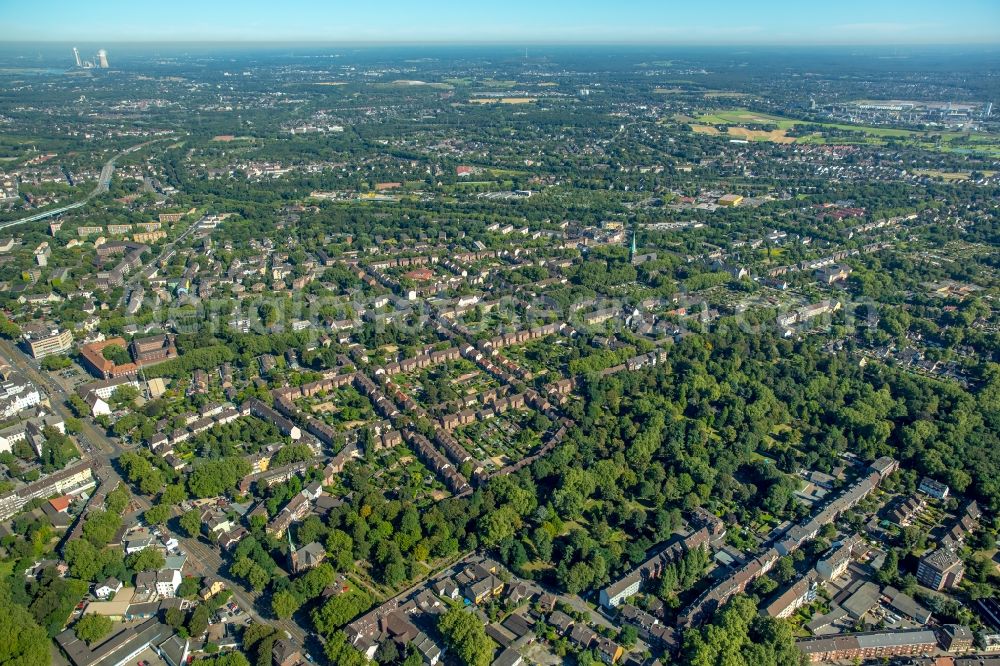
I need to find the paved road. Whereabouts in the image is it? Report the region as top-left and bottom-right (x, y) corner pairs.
(0, 338), (116, 456)
(179, 534), (307, 643)
(0, 337), (316, 642)
(126, 211), (201, 287)
(0, 138), (170, 232)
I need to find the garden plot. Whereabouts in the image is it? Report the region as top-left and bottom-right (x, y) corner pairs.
(453, 408), (553, 472)
(391, 358), (500, 409)
(295, 384), (378, 432)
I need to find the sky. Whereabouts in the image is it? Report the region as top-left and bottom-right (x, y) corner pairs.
(2, 0), (999, 45)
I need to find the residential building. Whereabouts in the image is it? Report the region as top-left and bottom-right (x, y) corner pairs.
(939, 624), (975, 653)
(815, 536), (863, 581)
(95, 577), (123, 600)
(764, 576), (817, 619)
(815, 263), (853, 285)
(917, 548), (965, 591)
(918, 477), (950, 500)
(796, 629), (938, 662)
(0, 462), (95, 520)
(600, 525), (712, 608)
(272, 639), (302, 666)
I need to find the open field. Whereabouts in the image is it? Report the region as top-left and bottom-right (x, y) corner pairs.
(685, 108), (1000, 155)
(469, 97), (536, 105)
(914, 169), (996, 181)
(691, 124), (796, 143)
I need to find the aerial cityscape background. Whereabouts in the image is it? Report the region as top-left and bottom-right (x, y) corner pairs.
(0, 4), (998, 666)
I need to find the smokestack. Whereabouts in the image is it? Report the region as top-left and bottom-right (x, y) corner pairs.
(73, 47), (82, 68)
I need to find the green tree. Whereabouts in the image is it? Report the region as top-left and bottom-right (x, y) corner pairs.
(311, 588), (372, 633)
(437, 607), (495, 666)
(41, 355), (71, 371)
(127, 548), (166, 572)
(144, 504), (170, 526)
(74, 613), (113, 645)
(161, 483), (188, 505)
(197, 654), (251, 666)
(187, 603), (211, 638)
(177, 577), (201, 599)
(165, 606), (186, 629)
(179, 509), (202, 538)
(271, 589), (301, 620)
(104, 483), (131, 515)
(82, 510), (122, 547)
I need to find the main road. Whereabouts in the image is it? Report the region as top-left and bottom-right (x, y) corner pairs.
(0, 137), (172, 232)
(179, 534), (308, 644)
(0, 338), (313, 642)
(0, 338), (117, 456)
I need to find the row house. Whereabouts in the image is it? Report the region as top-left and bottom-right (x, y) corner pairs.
(246, 399), (302, 440)
(941, 500), (981, 549)
(483, 421), (571, 482)
(238, 459), (313, 494)
(403, 430), (471, 496)
(681, 459), (897, 627)
(434, 430), (474, 465)
(796, 629), (938, 663)
(353, 374), (399, 418)
(146, 404), (239, 449)
(891, 495), (927, 527)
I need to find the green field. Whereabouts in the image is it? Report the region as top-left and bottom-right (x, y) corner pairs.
(689, 108), (1000, 155)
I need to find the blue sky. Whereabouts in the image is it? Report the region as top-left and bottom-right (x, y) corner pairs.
(3, 0), (999, 44)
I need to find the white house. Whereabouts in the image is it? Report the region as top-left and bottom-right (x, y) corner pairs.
(155, 569), (182, 598)
(84, 391), (112, 417)
(95, 577), (123, 600)
(125, 533), (156, 555)
(301, 481), (323, 502)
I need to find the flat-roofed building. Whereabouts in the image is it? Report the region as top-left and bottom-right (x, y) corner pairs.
(918, 547), (965, 591)
(24, 328), (73, 359)
(918, 476), (950, 500)
(0, 462), (95, 520)
(56, 618), (177, 666)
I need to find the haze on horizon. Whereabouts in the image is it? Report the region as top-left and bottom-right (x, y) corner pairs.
(2, 0), (999, 45)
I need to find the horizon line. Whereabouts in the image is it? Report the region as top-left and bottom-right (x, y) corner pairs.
(2, 39), (1000, 48)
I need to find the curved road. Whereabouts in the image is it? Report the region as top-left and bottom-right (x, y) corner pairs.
(0, 137), (171, 232)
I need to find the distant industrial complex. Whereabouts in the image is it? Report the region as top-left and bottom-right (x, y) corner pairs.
(72, 47), (109, 69)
